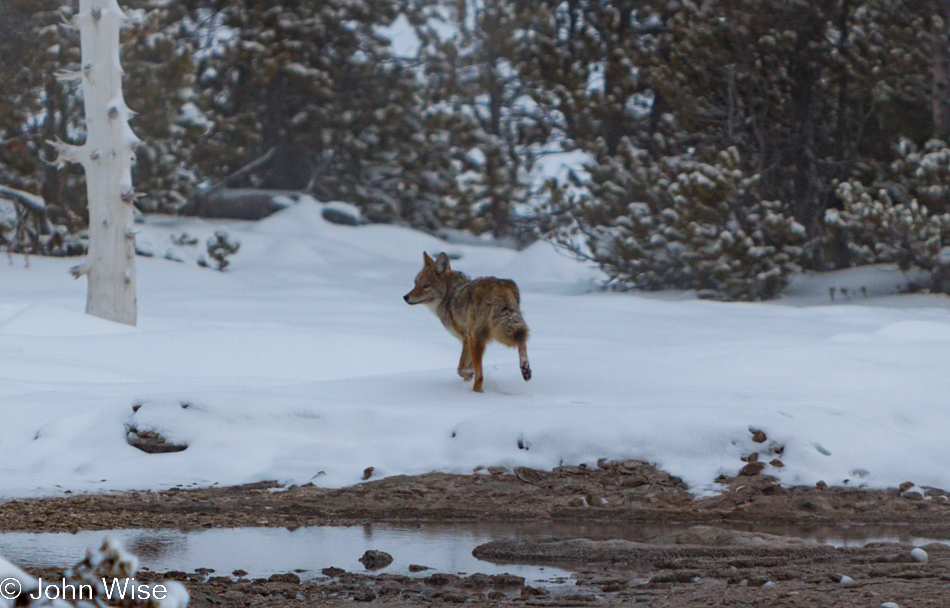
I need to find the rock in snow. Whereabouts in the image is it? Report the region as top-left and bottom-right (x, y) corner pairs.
(910, 547), (928, 563)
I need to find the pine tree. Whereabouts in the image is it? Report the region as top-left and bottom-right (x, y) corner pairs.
(121, 2), (199, 213)
(420, 0), (556, 239)
(187, 0), (450, 228)
(825, 179), (943, 272)
(553, 142), (805, 300)
(541, 0), (950, 296)
(0, 0), (87, 237)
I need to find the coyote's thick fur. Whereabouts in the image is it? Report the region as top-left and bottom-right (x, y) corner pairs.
(404, 252), (531, 392)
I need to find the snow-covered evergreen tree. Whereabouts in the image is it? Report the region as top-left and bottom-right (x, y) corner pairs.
(0, 1), (88, 239)
(420, 0), (556, 239)
(825, 180), (944, 272)
(187, 0), (453, 228)
(823, 139), (950, 278)
(553, 143), (806, 300)
(122, 2), (199, 214)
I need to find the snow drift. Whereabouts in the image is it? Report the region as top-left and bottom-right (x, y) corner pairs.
(1, 200), (949, 498)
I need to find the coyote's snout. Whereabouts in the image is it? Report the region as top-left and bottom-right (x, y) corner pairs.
(404, 252), (531, 392)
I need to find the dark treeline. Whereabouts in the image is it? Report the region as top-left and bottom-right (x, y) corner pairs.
(2, 0), (950, 299)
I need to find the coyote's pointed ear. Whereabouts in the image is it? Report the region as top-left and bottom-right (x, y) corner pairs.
(434, 252), (450, 274)
(423, 252), (435, 267)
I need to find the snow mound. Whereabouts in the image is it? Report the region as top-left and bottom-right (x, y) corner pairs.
(2, 205), (950, 497)
(498, 241), (604, 294)
(0, 304), (136, 337)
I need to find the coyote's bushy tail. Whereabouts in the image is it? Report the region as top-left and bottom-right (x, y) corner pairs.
(495, 290), (529, 346)
(504, 312), (529, 344)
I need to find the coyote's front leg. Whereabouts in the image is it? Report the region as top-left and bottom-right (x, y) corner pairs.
(458, 338), (474, 381)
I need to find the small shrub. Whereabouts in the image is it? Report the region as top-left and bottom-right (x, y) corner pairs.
(203, 230), (240, 271)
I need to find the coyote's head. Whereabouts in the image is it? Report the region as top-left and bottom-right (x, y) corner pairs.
(404, 252), (452, 305)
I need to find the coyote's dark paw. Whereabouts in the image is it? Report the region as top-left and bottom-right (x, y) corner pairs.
(521, 363), (532, 381)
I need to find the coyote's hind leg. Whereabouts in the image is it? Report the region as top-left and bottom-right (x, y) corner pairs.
(458, 338), (474, 381)
(518, 341), (531, 381)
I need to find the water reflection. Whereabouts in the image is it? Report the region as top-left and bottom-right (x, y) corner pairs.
(0, 525), (572, 583)
(0, 521), (944, 582)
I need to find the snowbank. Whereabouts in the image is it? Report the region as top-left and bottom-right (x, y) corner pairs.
(1, 200), (949, 497)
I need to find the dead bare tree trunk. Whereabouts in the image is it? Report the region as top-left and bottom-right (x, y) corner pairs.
(51, 0), (139, 326)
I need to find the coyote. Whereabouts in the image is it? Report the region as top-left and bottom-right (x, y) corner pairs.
(404, 252), (531, 392)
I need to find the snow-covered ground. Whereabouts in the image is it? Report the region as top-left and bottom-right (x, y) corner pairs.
(2, 200), (950, 498)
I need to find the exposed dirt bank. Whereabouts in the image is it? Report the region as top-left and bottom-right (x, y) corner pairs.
(10, 461), (950, 607)
(1, 461), (948, 534)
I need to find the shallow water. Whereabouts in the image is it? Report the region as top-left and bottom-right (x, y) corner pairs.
(0, 525), (574, 583)
(0, 521), (945, 583)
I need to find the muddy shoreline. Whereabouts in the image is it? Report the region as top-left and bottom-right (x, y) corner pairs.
(0, 461), (948, 533)
(116, 539), (950, 608)
(30, 532), (950, 608)
(7, 461), (950, 606)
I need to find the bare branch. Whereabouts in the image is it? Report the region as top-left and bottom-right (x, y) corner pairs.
(0, 186), (46, 213)
(55, 69), (83, 83)
(203, 147), (277, 197)
(69, 263), (90, 279)
(46, 139), (85, 168)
